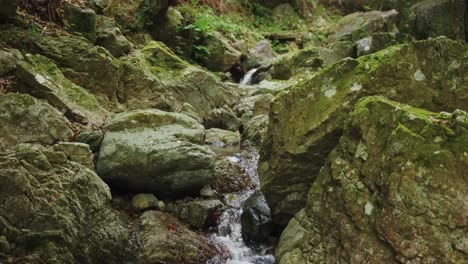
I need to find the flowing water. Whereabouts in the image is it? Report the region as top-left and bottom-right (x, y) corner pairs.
(240, 68), (259, 85)
(208, 151), (275, 264)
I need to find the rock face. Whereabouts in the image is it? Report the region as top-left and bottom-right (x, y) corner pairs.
(329, 10), (399, 43)
(0, 93), (73, 149)
(96, 109), (216, 197)
(276, 96), (468, 264)
(136, 211), (216, 264)
(241, 192), (273, 244)
(0, 144), (128, 263)
(259, 37), (468, 226)
(16, 54), (108, 124)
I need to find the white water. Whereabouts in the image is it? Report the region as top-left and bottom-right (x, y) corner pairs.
(240, 68), (259, 85)
(208, 150), (275, 264)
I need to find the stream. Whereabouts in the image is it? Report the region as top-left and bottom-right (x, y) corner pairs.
(208, 149), (275, 264)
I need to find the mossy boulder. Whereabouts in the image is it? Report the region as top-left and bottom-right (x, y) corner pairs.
(63, 4), (97, 41)
(16, 54), (108, 125)
(119, 41), (240, 117)
(259, 37), (468, 226)
(276, 96), (468, 263)
(0, 93), (73, 149)
(329, 10), (399, 43)
(0, 24), (122, 108)
(199, 31), (242, 72)
(96, 27), (132, 57)
(104, 0), (169, 31)
(96, 109), (216, 197)
(136, 211), (216, 264)
(0, 144), (128, 263)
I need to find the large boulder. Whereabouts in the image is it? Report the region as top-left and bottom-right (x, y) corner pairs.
(409, 0), (466, 41)
(96, 27), (132, 57)
(0, 24), (122, 108)
(0, 93), (73, 149)
(136, 211), (216, 264)
(119, 41), (240, 117)
(16, 54), (108, 125)
(259, 37), (468, 226)
(329, 10), (399, 43)
(0, 144), (128, 263)
(241, 192), (273, 244)
(200, 31), (242, 72)
(276, 96), (468, 263)
(96, 109), (216, 197)
(104, 0), (170, 31)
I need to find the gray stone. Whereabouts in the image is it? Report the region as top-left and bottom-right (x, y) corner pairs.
(96, 109), (216, 197)
(96, 27), (132, 57)
(131, 193), (159, 211)
(136, 211), (216, 264)
(241, 192), (273, 244)
(0, 93), (73, 149)
(63, 4), (97, 41)
(204, 108), (241, 132)
(53, 142), (94, 169)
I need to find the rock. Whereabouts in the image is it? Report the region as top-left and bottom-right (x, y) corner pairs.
(200, 31), (242, 72)
(241, 192), (273, 244)
(200, 185), (217, 198)
(182, 199), (224, 229)
(329, 10), (399, 42)
(120, 41), (239, 117)
(131, 194), (159, 211)
(244, 40), (276, 70)
(205, 128), (241, 147)
(0, 0), (17, 20)
(276, 96), (468, 263)
(355, 32), (412, 57)
(53, 142), (94, 169)
(259, 37), (468, 227)
(244, 114), (269, 145)
(328, 40), (356, 58)
(204, 108), (241, 132)
(15, 54), (108, 125)
(96, 27), (132, 57)
(0, 93), (73, 149)
(0, 24), (123, 106)
(180, 103), (203, 123)
(74, 130), (104, 152)
(150, 6), (183, 47)
(0, 144), (128, 263)
(235, 94), (274, 124)
(63, 4), (97, 41)
(0, 49), (22, 75)
(409, 0), (466, 41)
(96, 109), (216, 197)
(104, 0), (170, 31)
(136, 211), (216, 264)
(212, 156), (255, 194)
(272, 3), (303, 30)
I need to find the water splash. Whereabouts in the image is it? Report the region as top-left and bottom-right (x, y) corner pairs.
(240, 68), (259, 85)
(208, 150), (275, 264)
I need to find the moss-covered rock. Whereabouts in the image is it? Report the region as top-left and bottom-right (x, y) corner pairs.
(63, 4), (97, 41)
(276, 96), (468, 263)
(0, 144), (128, 263)
(259, 37), (468, 226)
(16, 54), (108, 125)
(104, 0), (169, 31)
(0, 93), (73, 149)
(0, 23), (122, 109)
(136, 211), (216, 264)
(96, 109), (216, 197)
(119, 41), (240, 117)
(329, 10), (399, 43)
(96, 27), (132, 57)
(199, 31), (242, 72)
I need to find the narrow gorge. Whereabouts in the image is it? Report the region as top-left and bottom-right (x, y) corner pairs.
(0, 0), (466, 263)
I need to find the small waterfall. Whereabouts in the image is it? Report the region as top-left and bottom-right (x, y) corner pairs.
(240, 68), (259, 85)
(208, 150), (275, 264)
